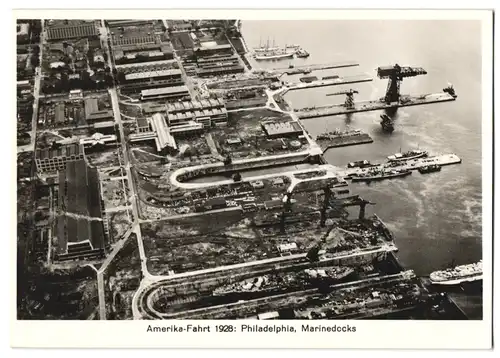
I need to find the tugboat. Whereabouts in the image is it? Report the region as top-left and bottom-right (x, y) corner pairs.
(429, 260), (482, 285)
(387, 149), (428, 162)
(296, 48), (310, 58)
(350, 168), (412, 182)
(380, 114), (395, 133)
(418, 164), (441, 174)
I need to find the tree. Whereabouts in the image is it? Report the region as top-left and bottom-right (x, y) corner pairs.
(223, 155), (232, 166)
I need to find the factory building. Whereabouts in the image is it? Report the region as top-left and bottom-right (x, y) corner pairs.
(195, 65), (245, 78)
(79, 133), (117, 150)
(47, 23), (98, 42)
(55, 159), (107, 261)
(129, 113), (177, 154)
(106, 19), (154, 27)
(166, 98), (227, 128)
(194, 44), (234, 58)
(124, 69), (183, 85)
(121, 68), (184, 93)
(262, 121), (304, 139)
(35, 143), (85, 173)
(136, 117), (152, 133)
(140, 85), (190, 102)
(84, 98), (114, 123)
(113, 42), (174, 65)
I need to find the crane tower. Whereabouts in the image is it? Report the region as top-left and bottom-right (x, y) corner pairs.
(377, 64), (427, 104)
(325, 89), (359, 109)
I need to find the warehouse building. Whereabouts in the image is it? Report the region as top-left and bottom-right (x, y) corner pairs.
(55, 159), (107, 261)
(35, 143), (85, 173)
(262, 121), (304, 139)
(129, 113), (177, 154)
(194, 44), (233, 58)
(166, 98), (227, 127)
(84, 98), (114, 123)
(47, 23), (98, 41)
(121, 68), (184, 93)
(125, 69), (182, 85)
(140, 85), (190, 102)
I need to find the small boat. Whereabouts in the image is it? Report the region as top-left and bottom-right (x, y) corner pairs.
(350, 169), (412, 182)
(380, 114), (395, 133)
(347, 160), (375, 169)
(387, 149), (428, 162)
(418, 164), (441, 174)
(296, 48), (310, 58)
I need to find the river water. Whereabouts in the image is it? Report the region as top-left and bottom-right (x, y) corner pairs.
(241, 20), (482, 277)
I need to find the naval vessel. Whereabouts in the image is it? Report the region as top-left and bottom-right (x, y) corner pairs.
(429, 261), (482, 285)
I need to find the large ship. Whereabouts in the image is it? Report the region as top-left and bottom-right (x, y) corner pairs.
(387, 149), (428, 162)
(429, 261), (482, 285)
(254, 50), (295, 61)
(212, 266), (354, 296)
(350, 169), (412, 182)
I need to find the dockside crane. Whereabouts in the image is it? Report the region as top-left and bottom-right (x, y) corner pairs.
(325, 89), (359, 109)
(377, 64), (427, 104)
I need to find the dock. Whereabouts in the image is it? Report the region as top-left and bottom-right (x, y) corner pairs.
(316, 132), (373, 152)
(296, 92), (456, 119)
(287, 74), (373, 92)
(339, 154), (462, 179)
(272, 61), (359, 74)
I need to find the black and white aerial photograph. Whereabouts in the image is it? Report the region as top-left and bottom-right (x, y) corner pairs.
(16, 15), (488, 323)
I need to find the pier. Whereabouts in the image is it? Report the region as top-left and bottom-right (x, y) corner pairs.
(296, 92), (456, 119)
(287, 74), (373, 92)
(271, 61), (360, 75)
(316, 132), (374, 152)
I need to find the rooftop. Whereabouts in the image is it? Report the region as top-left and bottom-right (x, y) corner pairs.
(47, 23), (98, 41)
(125, 69), (182, 81)
(141, 85), (189, 96)
(166, 98), (225, 113)
(56, 159), (105, 254)
(150, 113), (177, 151)
(262, 121), (303, 136)
(36, 143), (83, 161)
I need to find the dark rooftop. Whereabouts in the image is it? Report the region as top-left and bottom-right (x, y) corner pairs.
(47, 23), (98, 41)
(56, 160), (105, 255)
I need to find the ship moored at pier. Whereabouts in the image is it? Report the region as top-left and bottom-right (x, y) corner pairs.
(429, 261), (482, 285)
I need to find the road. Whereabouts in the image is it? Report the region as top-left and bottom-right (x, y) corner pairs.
(93, 20), (152, 319)
(17, 21), (44, 154)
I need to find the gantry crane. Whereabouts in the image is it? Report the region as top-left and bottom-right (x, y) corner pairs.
(377, 64), (427, 104)
(325, 89), (359, 109)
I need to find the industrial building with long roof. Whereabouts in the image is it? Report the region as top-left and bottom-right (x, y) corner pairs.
(55, 159), (107, 261)
(47, 23), (99, 41)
